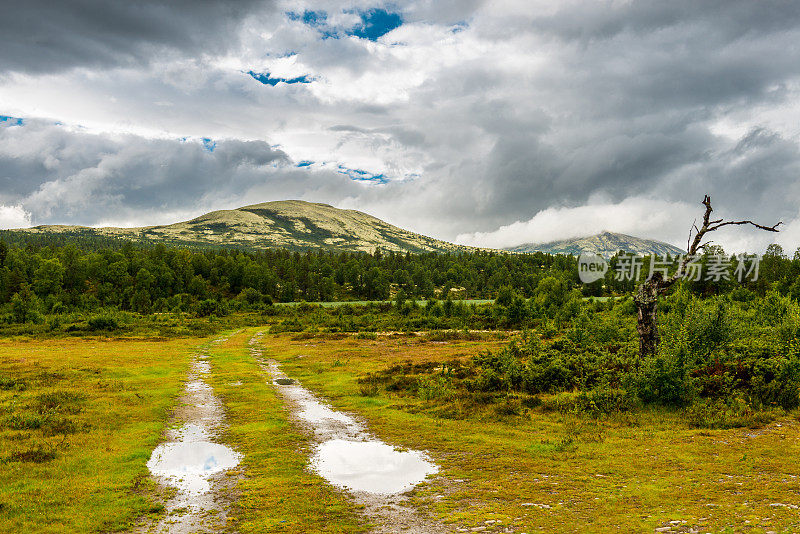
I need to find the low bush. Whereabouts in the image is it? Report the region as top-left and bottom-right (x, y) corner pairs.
(87, 315), (118, 331)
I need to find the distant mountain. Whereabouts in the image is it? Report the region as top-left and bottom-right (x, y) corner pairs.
(14, 200), (472, 254)
(506, 231), (684, 258)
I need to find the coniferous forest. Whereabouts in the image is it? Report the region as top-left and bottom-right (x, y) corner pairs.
(3, 231), (799, 323)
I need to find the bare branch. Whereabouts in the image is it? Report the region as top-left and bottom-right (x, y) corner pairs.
(708, 220), (782, 232)
(687, 219), (697, 251)
(661, 194), (781, 290)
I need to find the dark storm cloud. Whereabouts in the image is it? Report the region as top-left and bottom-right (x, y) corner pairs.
(529, 0), (800, 42)
(430, 0), (800, 235)
(0, 120), (295, 224)
(0, 0), (272, 74)
(2, 0), (800, 247)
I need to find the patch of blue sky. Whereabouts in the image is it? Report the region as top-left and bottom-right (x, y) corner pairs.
(347, 8), (403, 41)
(451, 21), (469, 33)
(296, 160), (314, 167)
(287, 10), (327, 26)
(0, 115), (24, 126)
(288, 8), (402, 41)
(202, 138), (216, 152)
(337, 165), (389, 184)
(248, 70), (312, 86)
(286, 10), (339, 39)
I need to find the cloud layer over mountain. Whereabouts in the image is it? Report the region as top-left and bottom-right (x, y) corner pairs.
(2, 0), (800, 253)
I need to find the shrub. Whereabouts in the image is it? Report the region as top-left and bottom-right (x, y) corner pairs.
(540, 387), (634, 416)
(355, 331), (377, 340)
(494, 395), (522, 416)
(87, 315), (118, 331)
(748, 355), (800, 410)
(574, 386), (636, 415)
(239, 287), (262, 306)
(196, 299), (221, 317)
(684, 398), (775, 429)
(630, 350), (696, 407)
(417, 375), (455, 401)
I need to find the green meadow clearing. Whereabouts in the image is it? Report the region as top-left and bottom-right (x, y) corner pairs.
(2, 329), (800, 533)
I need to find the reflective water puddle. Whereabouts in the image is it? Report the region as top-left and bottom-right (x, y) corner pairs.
(147, 424), (241, 495)
(254, 347), (438, 495)
(297, 400), (359, 427)
(312, 439), (438, 494)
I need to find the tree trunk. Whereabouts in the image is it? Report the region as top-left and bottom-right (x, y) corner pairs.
(634, 279), (660, 358)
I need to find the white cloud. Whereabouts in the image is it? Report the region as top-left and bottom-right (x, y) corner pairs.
(455, 196), (696, 249)
(455, 195), (791, 254)
(1, 0), (800, 253)
(0, 205), (32, 229)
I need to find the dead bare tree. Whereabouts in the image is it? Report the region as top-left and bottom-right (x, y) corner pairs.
(634, 195), (781, 358)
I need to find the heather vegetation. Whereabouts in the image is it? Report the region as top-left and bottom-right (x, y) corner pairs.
(356, 288), (800, 428)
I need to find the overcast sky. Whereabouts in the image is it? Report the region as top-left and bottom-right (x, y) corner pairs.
(1, 0), (800, 253)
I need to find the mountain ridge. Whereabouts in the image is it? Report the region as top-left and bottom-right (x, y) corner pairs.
(506, 231), (684, 258)
(16, 200), (473, 254)
(11, 202), (683, 257)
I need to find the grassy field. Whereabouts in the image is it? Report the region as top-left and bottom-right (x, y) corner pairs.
(0, 331), (371, 533)
(4, 330), (800, 533)
(257, 332), (800, 534)
(0, 336), (198, 532)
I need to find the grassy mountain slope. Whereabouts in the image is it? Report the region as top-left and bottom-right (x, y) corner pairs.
(15, 200), (471, 254)
(507, 231), (684, 258)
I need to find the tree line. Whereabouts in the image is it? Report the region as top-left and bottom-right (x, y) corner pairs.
(0, 234), (572, 320)
(1, 231), (799, 324)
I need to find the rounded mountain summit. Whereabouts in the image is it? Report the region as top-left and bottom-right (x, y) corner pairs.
(15, 201), (683, 257)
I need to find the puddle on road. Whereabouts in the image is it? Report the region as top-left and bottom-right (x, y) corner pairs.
(147, 437), (241, 494)
(147, 424), (241, 495)
(146, 363), (240, 499)
(251, 338), (438, 496)
(139, 335), (242, 533)
(312, 439), (438, 494)
(298, 400), (360, 427)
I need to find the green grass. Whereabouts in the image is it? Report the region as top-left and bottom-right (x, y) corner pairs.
(0, 336), (199, 532)
(258, 332), (800, 533)
(5, 329), (799, 533)
(204, 330), (367, 533)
